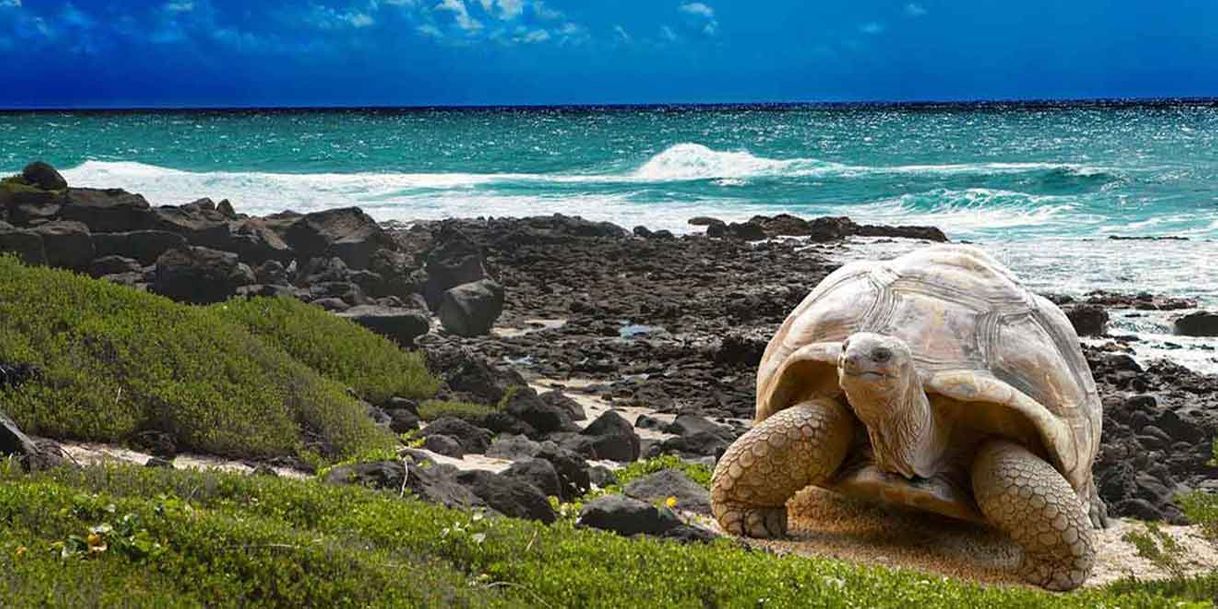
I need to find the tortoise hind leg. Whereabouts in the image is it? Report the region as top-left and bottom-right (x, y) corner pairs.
(711, 397), (853, 538)
(971, 439), (1095, 591)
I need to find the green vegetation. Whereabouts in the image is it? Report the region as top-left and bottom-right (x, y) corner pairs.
(1122, 521), (1184, 576)
(0, 175), (50, 195)
(0, 257), (393, 461)
(418, 399), (499, 422)
(215, 297), (439, 405)
(0, 462), (1210, 608)
(596, 455), (714, 494)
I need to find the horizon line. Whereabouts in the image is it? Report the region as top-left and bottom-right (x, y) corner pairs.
(2, 95), (1218, 113)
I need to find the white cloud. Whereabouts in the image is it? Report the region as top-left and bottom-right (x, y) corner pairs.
(613, 24), (630, 42)
(435, 0), (481, 31)
(417, 23), (443, 37)
(905, 3), (927, 17)
(347, 12), (374, 27)
(164, 1), (193, 12)
(516, 28), (548, 43)
(860, 21), (883, 34)
(532, 1), (561, 20)
(0, 0), (21, 8)
(660, 25), (676, 41)
(679, 2), (713, 18)
(679, 2), (717, 35)
(497, 0), (523, 19)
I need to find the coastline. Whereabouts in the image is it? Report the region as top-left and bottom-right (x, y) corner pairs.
(4, 162), (1218, 591)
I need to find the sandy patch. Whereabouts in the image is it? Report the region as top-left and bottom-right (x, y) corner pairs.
(722, 487), (1218, 588)
(60, 442), (310, 479)
(530, 378), (676, 440)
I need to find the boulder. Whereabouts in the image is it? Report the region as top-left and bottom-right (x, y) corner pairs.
(723, 222), (766, 241)
(623, 469), (712, 515)
(664, 414), (730, 438)
(660, 431), (730, 458)
(539, 390), (586, 421)
(504, 387), (577, 435)
(337, 305), (430, 347)
(227, 219), (294, 264)
(153, 205), (232, 249)
(88, 253), (141, 278)
(422, 226), (489, 309)
(21, 161), (67, 191)
(454, 470), (557, 523)
(577, 495), (681, 536)
(0, 410), (48, 470)
(536, 445), (591, 501)
(150, 246), (256, 304)
(580, 411), (641, 462)
(438, 279), (505, 337)
(61, 188), (155, 232)
(92, 230), (188, 265)
(1065, 303), (1109, 337)
(387, 408), (420, 434)
(325, 459), (487, 511)
(420, 417), (493, 454)
(423, 434), (464, 458)
(1174, 311), (1218, 337)
(1, 188), (62, 226)
(281, 207), (392, 270)
(486, 434), (542, 460)
(29, 220), (93, 271)
(0, 228), (46, 265)
(687, 216), (724, 227)
(502, 458), (563, 499)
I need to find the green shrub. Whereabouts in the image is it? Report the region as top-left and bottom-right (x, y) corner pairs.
(0, 257), (393, 461)
(216, 297), (439, 404)
(417, 400), (498, 422)
(0, 463), (1207, 608)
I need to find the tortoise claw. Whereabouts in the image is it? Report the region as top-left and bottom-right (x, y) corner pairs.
(714, 504), (788, 539)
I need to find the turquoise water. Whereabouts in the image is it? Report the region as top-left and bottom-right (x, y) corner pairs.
(2, 103), (1217, 305)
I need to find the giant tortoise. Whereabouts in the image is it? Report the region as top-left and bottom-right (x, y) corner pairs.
(710, 244), (1106, 590)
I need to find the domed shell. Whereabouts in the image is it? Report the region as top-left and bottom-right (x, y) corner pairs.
(755, 244), (1101, 493)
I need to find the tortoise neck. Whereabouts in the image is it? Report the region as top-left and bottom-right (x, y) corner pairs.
(846, 372), (946, 479)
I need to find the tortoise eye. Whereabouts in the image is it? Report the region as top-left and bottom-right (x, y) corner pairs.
(872, 347), (892, 363)
(841, 338), (851, 350)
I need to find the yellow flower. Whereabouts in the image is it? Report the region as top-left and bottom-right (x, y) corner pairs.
(86, 532), (107, 553)
(665, 496), (678, 509)
(14, 546), (26, 558)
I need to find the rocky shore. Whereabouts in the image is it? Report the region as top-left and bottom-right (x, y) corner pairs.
(3, 160), (1218, 529)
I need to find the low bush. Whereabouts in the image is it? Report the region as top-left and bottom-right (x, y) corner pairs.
(0, 462), (1205, 608)
(0, 257), (393, 461)
(417, 400), (499, 422)
(216, 297), (438, 405)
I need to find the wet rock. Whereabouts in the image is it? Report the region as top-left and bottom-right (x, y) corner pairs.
(578, 494), (681, 536)
(1174, 311), (1218, 337)
(536, 445), (592, 500)
(337, 305), (430, 347)
(1064, 303), (1109, 337)
(580, 411), (641, 462)
(438, 279), (505, 337)
(151, 246), (256, 304)
(623, 469), (712, 515)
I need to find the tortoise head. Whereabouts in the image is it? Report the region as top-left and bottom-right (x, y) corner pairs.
(837, 332), (918, 420)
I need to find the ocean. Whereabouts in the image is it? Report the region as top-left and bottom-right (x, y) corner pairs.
(2, 102), (1216, 370)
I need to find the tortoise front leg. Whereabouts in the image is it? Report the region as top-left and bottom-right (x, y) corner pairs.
(711, 397), (853, 538)
(970, 439), (1095, 591)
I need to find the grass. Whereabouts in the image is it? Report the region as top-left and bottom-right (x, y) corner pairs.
(417, 399), (500, 422)
(0, 175), (53, 195)
(215, 297), (439, 405)
(0, 462), (1210, 608)
(0, 257), (394, 462)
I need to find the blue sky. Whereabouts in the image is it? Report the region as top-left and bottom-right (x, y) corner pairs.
(1, 0), (1216, 107)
